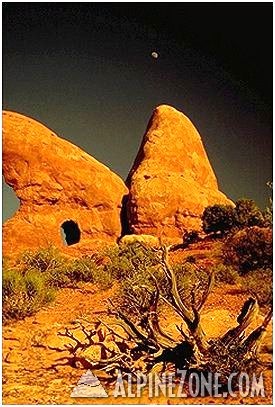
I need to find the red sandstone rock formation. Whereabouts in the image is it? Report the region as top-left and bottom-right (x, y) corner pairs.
(3, 111), (128, 257)
(3, 106), (233, 256)
(126, 105), (233, 238)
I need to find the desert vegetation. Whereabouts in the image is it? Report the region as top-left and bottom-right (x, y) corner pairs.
(3, 246), (113, 323)
(53, 243), (271, 393)
(3, 196), (272, 315)
(3, 266), (55, 322)
(199, 194), (272, 305)
(201, 197), (269, 237)
(3, 194), (272, 396)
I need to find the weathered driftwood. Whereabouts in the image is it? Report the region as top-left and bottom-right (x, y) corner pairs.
(56, 245), (272, 383)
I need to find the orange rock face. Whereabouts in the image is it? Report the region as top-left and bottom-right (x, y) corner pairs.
(126, 105), (233, 238)
(3, 106), (233, 256)
(3, 111), (128, 257)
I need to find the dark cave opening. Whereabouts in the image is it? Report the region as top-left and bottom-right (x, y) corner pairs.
(61, 220), (81, 246)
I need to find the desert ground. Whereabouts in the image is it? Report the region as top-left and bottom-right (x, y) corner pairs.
(3, 244), (272, 405)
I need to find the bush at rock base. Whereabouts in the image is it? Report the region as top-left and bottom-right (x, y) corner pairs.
(19, 245), (66, 273)
(3, 268), (55, 323)
(115, 253), (210, 319)
(223, 226), (272, 273)
(240, 268), (272, 308)
(212, 264), (240, 285)
(3, 247), (109, 322)
(4, 231), (272, 323)
(4, 243), (134, 322)
(202, 204), (236, 236)
(234, 198), (265, 228)
(202, 198), (267, 237)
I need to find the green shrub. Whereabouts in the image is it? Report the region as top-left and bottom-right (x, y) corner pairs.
(3, 268), (55, 323)
(104, 243), (165, 316)
(102, 242), (160, 282)
(62, 254), (116, 289)
(116, 255), (210, 319)
(44, 267), (71, 288)
(234, 198), (264, 228)
(224, 226), (272, 273)
(92, 266), (114, 289)
(5, 242), (216, 323)
(65, 257), (97, 284)
(202, 204), (236, 236)
(212, 264), (239, 285)
(25, 269), (55, 307)
(18, 246), (71, 288)
(17, 246), (120, 290)
(3, 245), (121, 323)
(171, 263), (209, 309)
(19, 245), (67, 274)
(115, 255), (160, 313)
(3, 269), (30, 321)
(3, 268), (26, 298)
(239, 268), (272, 308)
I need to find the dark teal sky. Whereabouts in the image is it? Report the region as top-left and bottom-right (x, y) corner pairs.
(3, 4), (272, 220)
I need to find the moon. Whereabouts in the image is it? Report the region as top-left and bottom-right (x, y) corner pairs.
(151, 51), (159, 59)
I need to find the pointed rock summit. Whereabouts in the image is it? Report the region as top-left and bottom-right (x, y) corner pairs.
(126, 105), (232, 238)
(3, 111), (128, 256)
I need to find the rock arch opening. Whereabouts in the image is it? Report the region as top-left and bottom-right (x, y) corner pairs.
(61, 220), (81, 246)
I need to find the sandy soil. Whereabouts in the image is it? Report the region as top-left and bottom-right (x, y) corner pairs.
(2, 280), (272, 405)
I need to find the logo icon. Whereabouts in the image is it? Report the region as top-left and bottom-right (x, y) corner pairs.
(71, 370), (108, 398)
